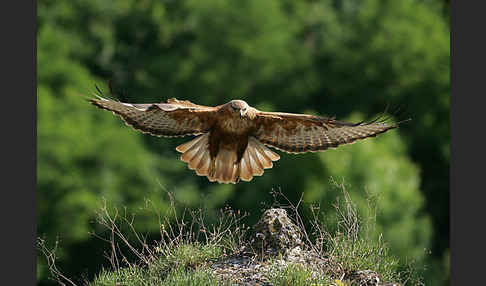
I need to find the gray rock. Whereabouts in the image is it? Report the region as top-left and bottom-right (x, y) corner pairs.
(250, 208), (303, 255)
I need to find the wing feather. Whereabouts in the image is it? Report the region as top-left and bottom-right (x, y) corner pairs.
(253, 111), (399, 154)
(89, 97), (217, 137)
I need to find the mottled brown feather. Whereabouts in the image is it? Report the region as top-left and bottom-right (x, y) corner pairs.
(89, 97), (217, 137)
(253, 111), (398, 154)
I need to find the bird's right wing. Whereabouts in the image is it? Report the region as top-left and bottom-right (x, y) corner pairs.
(89, 97), (218, 137)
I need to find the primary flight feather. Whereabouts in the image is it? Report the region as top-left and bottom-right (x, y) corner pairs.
(90, 96), (402, 184)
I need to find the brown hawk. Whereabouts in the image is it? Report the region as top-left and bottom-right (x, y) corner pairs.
(90, 96), (405, 184)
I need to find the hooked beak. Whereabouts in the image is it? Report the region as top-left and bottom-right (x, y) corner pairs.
(240, 109), (247, 117)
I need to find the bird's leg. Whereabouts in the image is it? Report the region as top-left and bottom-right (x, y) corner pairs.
(208, 157), (216, 178)
(234, 161), (240, 183)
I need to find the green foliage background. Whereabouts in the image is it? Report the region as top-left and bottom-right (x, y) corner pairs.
(37, 0), (449, 285)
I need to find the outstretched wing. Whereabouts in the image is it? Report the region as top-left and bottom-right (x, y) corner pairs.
(252, 111), (400, 154)
(89, 96), (218, 137)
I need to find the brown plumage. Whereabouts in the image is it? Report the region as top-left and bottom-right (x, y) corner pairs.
(90, 96), (404, 184)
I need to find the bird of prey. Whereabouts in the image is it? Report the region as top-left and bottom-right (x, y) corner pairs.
(90, 95), (405, 184)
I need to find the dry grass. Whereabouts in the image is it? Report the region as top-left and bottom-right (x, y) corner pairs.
(37, 182), (422, 285)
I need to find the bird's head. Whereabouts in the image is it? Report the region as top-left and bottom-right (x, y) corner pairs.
(228, 100), (250, 118)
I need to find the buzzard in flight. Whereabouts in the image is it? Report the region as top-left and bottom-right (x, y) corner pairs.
(90, 96), (404, 184)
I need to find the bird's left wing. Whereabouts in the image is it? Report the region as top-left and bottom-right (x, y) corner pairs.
(252, 110), (400, 154)
(90, 97), (218, 137)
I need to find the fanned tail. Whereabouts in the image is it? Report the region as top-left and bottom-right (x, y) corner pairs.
(176, 135), (280, 184)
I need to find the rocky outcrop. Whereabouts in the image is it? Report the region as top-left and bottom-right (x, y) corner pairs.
(209, 208), (398, 286)
(250, 208), (304, 254)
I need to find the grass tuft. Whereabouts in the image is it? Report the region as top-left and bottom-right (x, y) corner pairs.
(163, 243), (222, 269)
(268, 262), (332, 286)
(90, 266), (148, 286)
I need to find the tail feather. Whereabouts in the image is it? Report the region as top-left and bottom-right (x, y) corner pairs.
(238, 137), (279, 182)
(179, 133), (209, 163)
(249, 137), (278, 168)
(221, 150), (235, 182)
(176, 133), (207, 153)
(247, 146), (264, 172)
(253, 138), (280, 161)
(247, 148), (264, 176)
(195, 150), (211, 176)
(188, 147), (206, 170)
(255, 148), (272, 168)
(213, 152), (224, 182)
(176, 134), (280, 184)
(239, 155), (253, 181)
(210, 149), (237, 183)
(240, 150), (253, 182)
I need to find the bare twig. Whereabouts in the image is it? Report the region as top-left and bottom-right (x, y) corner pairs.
(37, 237), (78, 286)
